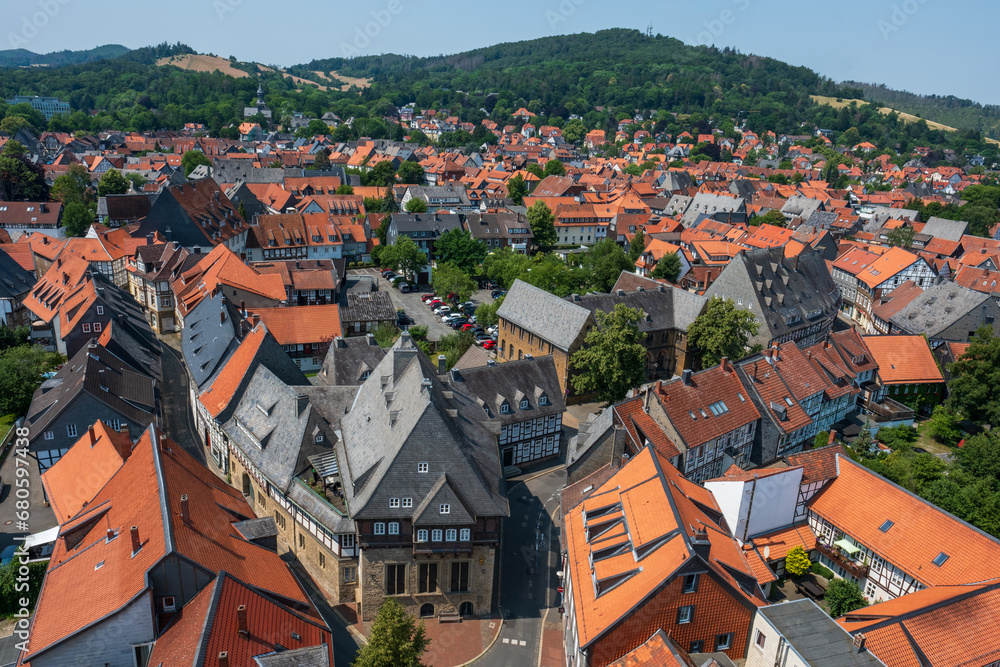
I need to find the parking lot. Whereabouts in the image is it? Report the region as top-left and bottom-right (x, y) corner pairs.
(351, 268), (498, 342)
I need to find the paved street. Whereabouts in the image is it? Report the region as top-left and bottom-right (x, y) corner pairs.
(351, 268), (497, 341)
(476, 462), (566, 667)
(0, 435), (56, 556)
(159, 335), (208, 466)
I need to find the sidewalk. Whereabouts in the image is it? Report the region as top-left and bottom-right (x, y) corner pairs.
(538, 609), (566, 667)
(334, 602), (502, 667)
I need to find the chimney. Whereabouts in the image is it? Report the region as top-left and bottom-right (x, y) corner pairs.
(130, 525), (140, 554)
(829, 430), (837, 445)
(240, 300), (245, 315)
(853, 633), (867, 652)
(237, 604), (248, 636)
(720, 356), (728, 372)
(107, 528), (115, 541)
(437, 354), (447, 375)
(218, 652), (229, 667)
(180, 494), (191, 526)
(220, 309), (226, 325)
(690, 526), (711, 559)
(296, 393), (308, 416)
(656, 379), (663, 395)
(146, 233), (154, 245)
(88, 424), (96, 447)
(682, 369), (692, 386)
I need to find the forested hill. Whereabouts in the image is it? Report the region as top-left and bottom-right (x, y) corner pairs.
(0, 44), (130, 68)
(842, 81), (1000, 140)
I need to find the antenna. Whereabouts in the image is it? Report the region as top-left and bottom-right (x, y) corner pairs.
(646, 23), (653, 37)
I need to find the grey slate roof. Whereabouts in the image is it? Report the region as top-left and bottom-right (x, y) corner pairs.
(758, 599), (885, 667)
(566, 407), (615, 468)
(780, 194), (824, 220)
(889, 281), (994, 338)
(447, 356), (565, 425)
(682, 193), (746, 225)
(182, 291), (246, 390)
(0, 250), (35, 299)
(232, 517), (279, 540)
(497, 279), (591, 351)
(338, 291), (396, 324)
(922, 216), (969, 242)
(254, 645), (330, 667)
(318, 334), (386, 386)
(336, 333), (508, 523)
(568, 283), (707, 334)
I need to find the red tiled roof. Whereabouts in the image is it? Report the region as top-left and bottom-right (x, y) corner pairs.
(198, 324), (267, 418)
(808, 455), (1000, 588)
(613, 396), (681, 459)
(746, 523), (816, 564)
(857, 246), (921, 289)
(785, 444), (848, 484)
(655, 364), (761, 448)
(862, 334), (943, 385)
(606, 630), (686, 667)
(250, 305), (341, 346)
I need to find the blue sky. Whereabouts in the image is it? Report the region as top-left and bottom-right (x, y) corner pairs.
(6, 0), (999, 105)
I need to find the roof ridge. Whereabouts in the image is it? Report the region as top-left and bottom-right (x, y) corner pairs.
(149, 425), (175, 555)
(192, 571), (225, 667)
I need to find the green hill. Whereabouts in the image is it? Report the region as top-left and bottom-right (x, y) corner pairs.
(0, 44), (130, 68)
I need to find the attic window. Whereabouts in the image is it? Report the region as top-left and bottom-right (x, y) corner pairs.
(439, 504), (450, 515)
(539, 394), (548, 406)
(708, 401), (728, 416)
(500, 402), (511, 414)
(417, 462), (429, 473)
(783, 397), (793, 406)
(932, 552), (949, 567)
(519, 399), (529, 409)
(95, 560), (105, 570)
(879, 519), (894, 533)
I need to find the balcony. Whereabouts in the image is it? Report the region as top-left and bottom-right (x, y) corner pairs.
(816, 542), (870, 579)
(862, 396), (914, 422)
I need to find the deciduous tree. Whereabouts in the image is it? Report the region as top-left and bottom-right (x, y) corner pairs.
(405, 197), (427, 213)
(688, 296), (761, 366)
(351, 598), (429, 667)
(825, 578), (868, 618)
(61, 200), (93, 237)
(527, 200), (557, 249)
(474, 296), (504, 329)
(784, 546), (811, 578)
(947, 326), (1000, 424)
(651, 252), (682, 282)
(0, 140), (48, 201)
(506, 174), (527, 205)
(397, 161), (425, 185)
(585, 239), (632, 293)
(0, 345), (62, 416)
(380, 236), (427, 283)
(435, 228), (487, 273)
(431, 263), (477, 302)
(97, 168), (129, 197)
(181, 150), (212, 177)
(571, 304), (646, 404)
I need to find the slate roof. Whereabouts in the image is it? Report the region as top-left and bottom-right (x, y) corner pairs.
(336, 333), (507, 522)
(338, 290), (395, 323)
(758, 599), (885, 667)
(565, 407), (617, 468)
(318, 334), (386, 386)
(497, 279), (591, 351)
(888, 280), (994, 338)
(921, 216), (969, 242)
(447, 356), (564, 425)
(0, 248), (35, 299)
(182, 291), (249, 390)
(96, 317), (163, 382)
(569, 283), (706, 334)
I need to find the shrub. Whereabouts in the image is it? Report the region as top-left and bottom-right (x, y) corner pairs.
(0, 557), (47, 616)
(784, 546), (812, 578)
(810, 561), (835, 579)
(825, 578), (868, 617)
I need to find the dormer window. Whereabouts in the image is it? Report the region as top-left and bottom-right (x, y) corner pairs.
(500, 402), (510, 414)
(519, 399), (529, 410)
(417, 462), (428, 473)
(539, 394), (548, 406)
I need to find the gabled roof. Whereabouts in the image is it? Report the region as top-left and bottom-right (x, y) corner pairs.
(655, 364), (761, 448)
(563, 446), (765, 649)
(888, 280), (995, 338)
(759, 599), (885, 667)
(808, 455), (1000, 587)
(861, 335), (943, 385)
(448, 356), (564, 424)
(497, 279), (591, 351)
(251, 304), (341, 346)
(838, 580), (1000, 667)
(784, 443), (848, 484)
(856, 246), (923, 289)
(606, 629), (686, 667)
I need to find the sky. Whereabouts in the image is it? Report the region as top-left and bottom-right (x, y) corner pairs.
(5, 0), (999, 105)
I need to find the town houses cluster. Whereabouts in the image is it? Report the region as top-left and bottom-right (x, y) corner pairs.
(1, 96), (999, 667)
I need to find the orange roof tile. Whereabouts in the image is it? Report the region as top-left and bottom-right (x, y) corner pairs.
(613, 396), (681, 459)
(655, 365), (761, 448)
(857, 246), (922, 289)
(606, 630), (686, 667)
(861, 334), (943, 385)
(250, 305), (341, 346)
(808, 455), (1000, 588)
(198, 324), (267, 418)
(746, 523), (816, 564)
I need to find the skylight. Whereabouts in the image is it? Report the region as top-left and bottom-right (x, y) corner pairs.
(879, 519), (894, 533)
(708, 401), (729, 416)
(932, 552), (949, 567)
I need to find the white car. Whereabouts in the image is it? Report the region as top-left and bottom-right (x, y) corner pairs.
(434, 306), (452, 316)
(442, 313), (463, 323)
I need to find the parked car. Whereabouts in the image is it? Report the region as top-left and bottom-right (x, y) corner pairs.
(380, 268), (394, 277)
(459, 301), (475, 310)
(461, 323), (477, 331)
(0, 544), (16, 567)
(398, 283), (412, 293)
(487, 325), (498, 336)
(434, 306), (452, 316)
(482, 339), (496, 350)
(396, 311), (412, 326)
(491, 290), (506, 299)
(442, 313), (462, 323)
(449, 318), (468, 328)
(421, 294), (437, 303)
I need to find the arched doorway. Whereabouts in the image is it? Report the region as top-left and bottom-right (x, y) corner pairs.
(459, 601), (474, 617)
(419, 603), (434, 618)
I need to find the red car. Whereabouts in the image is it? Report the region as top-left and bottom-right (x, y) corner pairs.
(482, 339), (496, 350)
(421, 294), (437, 303)
(428, 300), (445, 309)
(461, 323), (476, 331)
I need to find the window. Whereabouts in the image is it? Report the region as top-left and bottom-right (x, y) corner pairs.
(716, 634), (732, 651)
(683, 573), (699, 593)
(432, 529), (443, 542)
(689, 641), (704, 653)
(539, 394), (548, 406)
(417, 462), (429, 473)
(418, 563), (438, 593)
(374, 522), (385, 535)
(520, 399), (529, 409)
(274, 512), (286, 529)
(416, 529), (428, 542)
(341, 533), (355, 549)
(44, 430), (54, 440)
(66, 424), (78, 438)
(82, 323), (91, 333)
(319, 552), (326, 568)
(677, 606), (694, 624)
(402, 497), (413, 508)
(440, 504), (450, 514)
(879, 519), (894, 533)
(161, 596), (176, 612)
(389, 498), (400, 508)
(386, 564), (406, 595)
(460, 528), (471, 541)
(315, 434), (324, 443)
(500, 402), (510, 414)
(340, 566), (356, 584)
(755, 630), (766, 649)
(451, 561), (470, 592)
(298, 534), (305, 549)
(92, 322), (102, 332)
(932, 552), (949, 567)
(96, 306), (104, 315)
(388, 522), (399, 535)
(446, 529), (457, 541)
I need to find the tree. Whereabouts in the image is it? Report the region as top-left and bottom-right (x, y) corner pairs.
(372, 324), (400, 348)
(380, 236), (427, 283)
(688, 296), (761, 367)
(97, 168), (129, 197)
(628, 228), (645, 264)
(955, 431), (1000, 482)
(181, 150), (212, 177)
(335, 184), (355, 195)
(0, 345), (62, 416)
(926, 405), (962, 446)
(0, 140), (49, 201)
(352, 598), (429, 667)
(50, 164), (93, 205)
(0, 324), (29, 353)
(431, 263), (477, 302)
(397, 161), (425, 185)
(543, 159), (566, 177)
(886, 225), (915, 249)
(525, 163), (544, 178)
(585, 239), (633, 293)
(754, 209), (788, 227)
(311, 149), (331, 171)
(651, 252), (682, 282)
(784, 546), (812, 578)
(570, 304), (647, 404)
(947, 326), (1000, 424)
(435, 228), (487, 274)
(367, 160), (397, 188)
(474, 296), (504, 329)
(483, 249), (532, 288)
(297, 119), (331, 137)
(61, 200), (93, 237)
(506, 174), (527, 205)
(405, 197), (428, 213)
(0, 115), (30, 135)
(527, 200), (557, 249)
(814, 431), (830, 449)
(825, 578), (868, 617)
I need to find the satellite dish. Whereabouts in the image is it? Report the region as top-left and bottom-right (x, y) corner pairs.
(763, 546), (771, 559)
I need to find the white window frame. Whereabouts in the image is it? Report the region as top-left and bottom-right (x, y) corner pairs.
(417, 462), (429, 473)
(96, 305), (104, 315)
(389, 498), (400, 508)
(677, 605), (693, 624)
(755, 630), (766, 649)
(44, 430), (54, 440)
(446, 528), (457, 541)
(432, 529), (443, 542)
(374, 522), (385, 535)
(500, 402), (510, 414)
(416, 529), (428, 542)
(66, 424), (78, 438)
(440, 503), (450, 514)
(402, 497), (413, 508)
(460, 528), (471, 541)
(161, 596), (176, 612)
(388, 522), (399, 535)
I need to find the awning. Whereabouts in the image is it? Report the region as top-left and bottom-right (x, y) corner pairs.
(24, 526), (59, 549)
(834, 538), (861, 556)
(308, 452), (339, 479)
